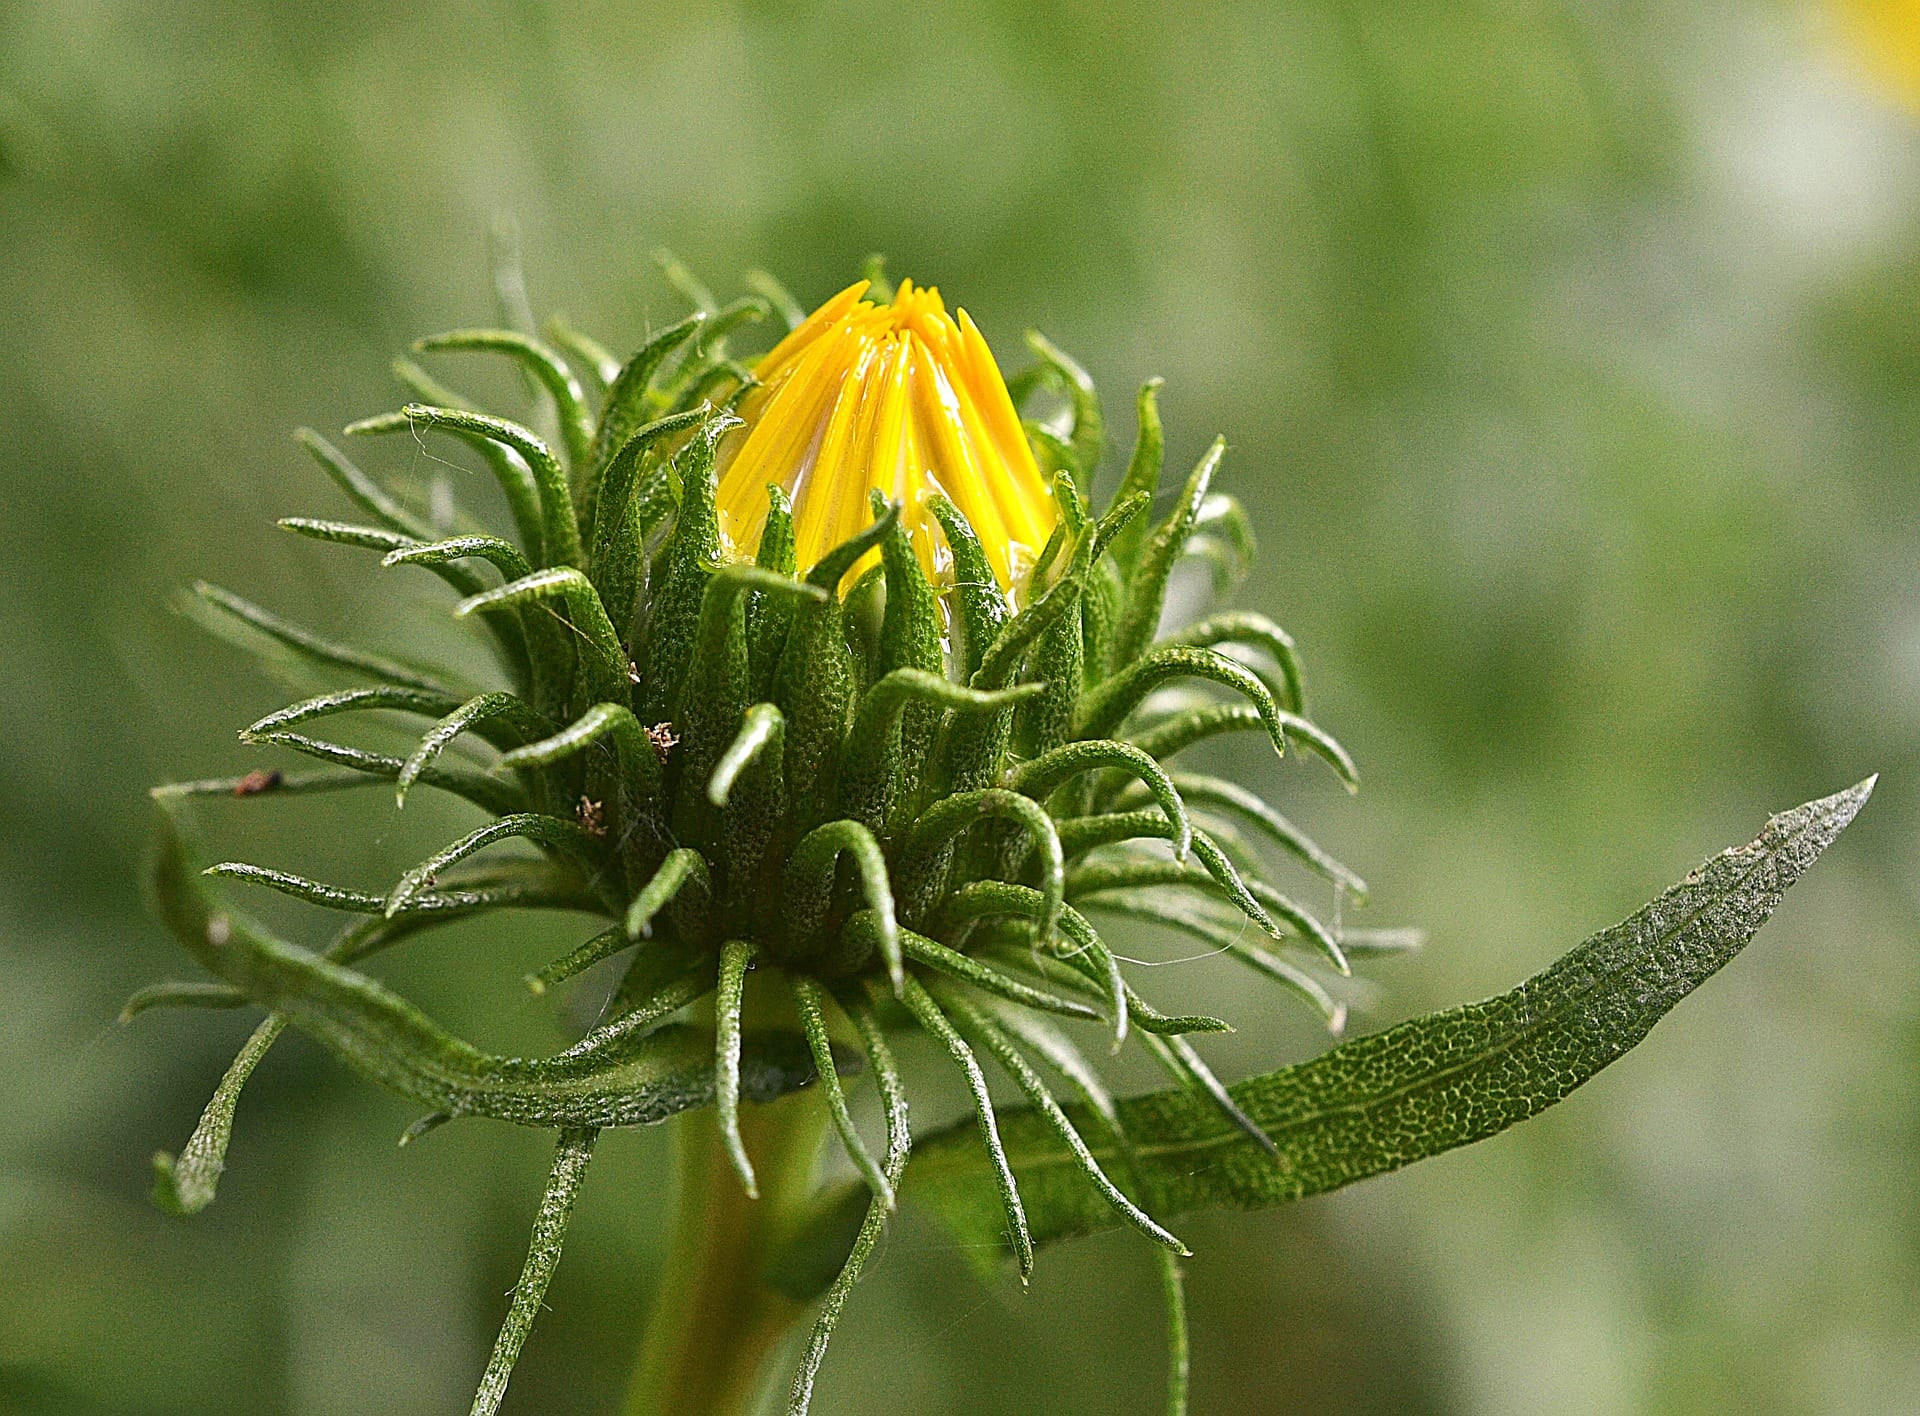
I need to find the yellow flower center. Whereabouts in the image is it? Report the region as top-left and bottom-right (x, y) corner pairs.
(715, 278), (1057, 592)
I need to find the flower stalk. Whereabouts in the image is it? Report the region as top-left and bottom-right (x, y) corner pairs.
(626, 1102), (825, 1416)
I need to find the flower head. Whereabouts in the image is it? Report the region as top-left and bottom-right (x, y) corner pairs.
(715, 279), (1057, 590)
(143, 259), (1371, 1416)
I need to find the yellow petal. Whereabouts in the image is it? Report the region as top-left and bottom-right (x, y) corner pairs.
(714, 278), (1057, 596)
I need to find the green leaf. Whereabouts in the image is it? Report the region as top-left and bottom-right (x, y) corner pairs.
(543, 314), (623, 387)
(151, 814), (828, 1130)
(640, 413), (737, 723)
(905, 779), (1873, 1255)
(456, 567), (628, 705)
(745, 268), (806, 331)
(926, 495), (1009, 680)
(396, 693), (551, 808)
(587, 407), (707, 625)
(152, 1015), (286, 1215)
(384, 813), (607, 917)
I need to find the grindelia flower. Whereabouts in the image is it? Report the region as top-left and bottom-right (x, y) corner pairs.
(716, 278), (1056, 590)
(142, 260), (1370, 1416)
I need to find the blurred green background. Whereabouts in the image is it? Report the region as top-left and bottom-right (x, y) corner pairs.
(2, 0), (1916, 1411)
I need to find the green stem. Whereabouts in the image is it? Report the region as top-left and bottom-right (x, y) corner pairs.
(625, 1097), (825, 1416)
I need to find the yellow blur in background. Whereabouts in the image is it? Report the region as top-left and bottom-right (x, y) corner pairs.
(1837, 0), (1920, 106)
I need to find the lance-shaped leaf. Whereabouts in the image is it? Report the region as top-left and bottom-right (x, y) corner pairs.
(591, 313), (707, 474)
(784, 989), (910, 1414)
(900, 975), (1033, 1279)
(499, 702), (664, 810)
(905, 779), (1873, 1255)
(1168, 611), (1308, 715)
(715, 938), (761, 1194)
(786, 821), (901, 988)
(384, 534), (533, 583)
(839, 671), (1041, 832)
(933, 982), (1186, 1256)
(890, 922), (1103, 1023)
(791, 975), (892, 1207)
(384, 813), (608, 917)
(707, 703), (783, 809)
(640, 413), (738, 722)
(152, 817), (827, 1129)
(245, 685), (467, 738)
(1154, 772), (1367, 901)
(120, 980), (247, 1020)
(658, 297), (768, 410)
(1075, 645), (1298, 761)
(205, 861), (597, 921)
(145, 888), (582, 1216)
(277, 518), (486, 600)
(1188, 492), (1256, 592)
(1021, 330), (1104, 482)
(152, 1015), (287, 1215)
(150, 767), (380, 801)
(543, 314), (622, 387)
(679, 567), (826, 827)
(1009, 740), (1191, 861)
(972, 518), (1091, 691)
(1068, 848), (1347, 975)
(900, 789), (1065, 945)
(745, 268), (805, 329)
(928, 494), (1010, 681)
(749, 485), (799, 693)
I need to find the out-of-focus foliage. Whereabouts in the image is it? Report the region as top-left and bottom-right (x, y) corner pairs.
(0, 2), (1914, 1413)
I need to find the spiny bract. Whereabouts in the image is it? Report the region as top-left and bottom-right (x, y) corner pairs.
(143, 260), (1373, 1416)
